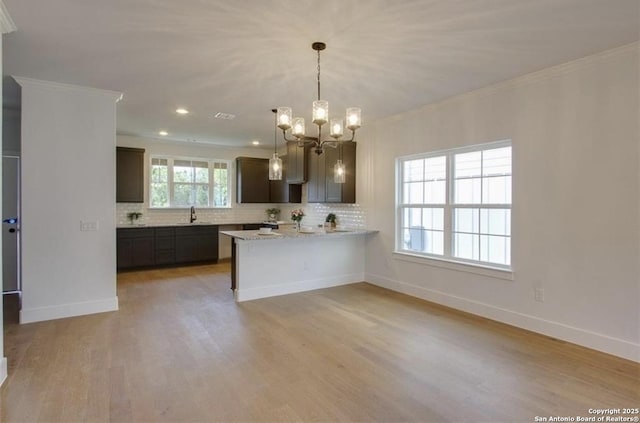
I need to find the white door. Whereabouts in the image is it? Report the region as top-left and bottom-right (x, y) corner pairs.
(2, 155), (20, 293)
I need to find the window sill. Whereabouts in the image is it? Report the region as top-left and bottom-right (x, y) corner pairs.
(392, 251), (514, 281)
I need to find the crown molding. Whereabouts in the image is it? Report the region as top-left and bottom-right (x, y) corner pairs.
(0, 1), (16, 34)
(13, 76), (123, 102)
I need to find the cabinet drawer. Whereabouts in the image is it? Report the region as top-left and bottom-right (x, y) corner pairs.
(155, 228), (175, 238)
(117, 228), (154, 239)
(175, 225), (218, 237)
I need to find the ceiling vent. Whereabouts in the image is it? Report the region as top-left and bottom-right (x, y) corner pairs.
(214, 112), (236, 120)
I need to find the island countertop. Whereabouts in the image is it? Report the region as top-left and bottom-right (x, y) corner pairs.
(220, 228), (377, 241)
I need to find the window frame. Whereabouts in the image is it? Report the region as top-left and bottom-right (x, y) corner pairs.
(395, 140), (512, 273)
(148, 155), (232, 209)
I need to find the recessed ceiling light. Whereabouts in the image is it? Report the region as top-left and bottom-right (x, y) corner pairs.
(176, 108), (189, 115)
(158, 130), (168, 136)
(214, 112), (236, 120)
(252, 141), (260, 145)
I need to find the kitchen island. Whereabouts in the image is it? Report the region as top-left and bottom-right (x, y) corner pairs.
(221, 228), (377, 302)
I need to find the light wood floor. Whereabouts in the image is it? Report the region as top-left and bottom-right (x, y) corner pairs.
(1, 263), (638, 422)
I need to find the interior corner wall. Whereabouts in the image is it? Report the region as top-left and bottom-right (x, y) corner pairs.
(363, 43), (640, 362)
(0, 31), (6, 385)
(18, 79), (120, 323)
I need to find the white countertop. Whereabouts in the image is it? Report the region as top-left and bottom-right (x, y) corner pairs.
(220, 228), (377, 241)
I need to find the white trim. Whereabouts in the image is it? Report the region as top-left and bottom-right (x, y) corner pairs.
(13, 77), (123, 102)
(0, 1), (16, 34)
(0, 357), (7, 386)
(235, 273), (363, 302)
(20, 296), (119, 324)
(365, 273), (640, 363)
(393, 251), (514, 280)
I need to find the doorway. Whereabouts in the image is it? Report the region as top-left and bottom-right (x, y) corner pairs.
(2, 154), (20, 324)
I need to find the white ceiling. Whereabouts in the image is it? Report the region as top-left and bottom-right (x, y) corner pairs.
(3, 0), (639, 148)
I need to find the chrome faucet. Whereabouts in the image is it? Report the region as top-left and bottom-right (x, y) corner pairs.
(190, 206), (197, 223)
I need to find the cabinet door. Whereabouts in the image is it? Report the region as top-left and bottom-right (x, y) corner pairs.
(269, 155), (288, 203)
(286, 142), (309, 183)
(116, 147), (145, 203)
(175, 226), (219, 263)
(236, 157), (270, 203)
(326, 142), (356, 203)
(117, 228), (154, 269)
(306, 150), (326, 203)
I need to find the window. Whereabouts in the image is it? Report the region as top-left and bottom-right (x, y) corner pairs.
(396, 141), (512, 269)
(150, 157), (230, 208)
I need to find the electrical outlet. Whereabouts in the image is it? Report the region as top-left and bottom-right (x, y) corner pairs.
(534, 288), (545, 303)
(80, 221), (98, 231)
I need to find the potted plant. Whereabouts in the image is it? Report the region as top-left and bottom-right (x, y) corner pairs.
(325, 213), (337, 229)
(266, 208), (280, 222)
(126, 211), (143, 225)
(290, 208), (305, 231)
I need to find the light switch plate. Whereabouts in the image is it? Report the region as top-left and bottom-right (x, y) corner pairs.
(80, 221), (98, 231)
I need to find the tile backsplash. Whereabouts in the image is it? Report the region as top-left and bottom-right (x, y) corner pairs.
(117, 196), (366, 228)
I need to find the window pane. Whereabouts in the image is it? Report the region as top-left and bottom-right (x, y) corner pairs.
(454, 233), (479, 261)
(480, 209), (511, 236)
(483, 147), (511, 176)
(173, 184), (193, 206)
(454, 177), (481, 203)
(404, 159), (424, 182)
(454, 208), (479, 233)
(422, 208), (444, 231)
(424, 230), (444, 255)
(424, 156), (446, 180)
(408, 182), (423, 204)
(454, 151), (481, 178)
(213, 166), (228, 207)
(150, 183), (169, 207)
(480, 235), (510, 266)
(424, 180), (446, 204)
(174, 165), (194, 183)
(195, 184), (209, 207)
(195, 167), (209, 184)
(151, 164), (168, 183)
(482, 175), (511, 204)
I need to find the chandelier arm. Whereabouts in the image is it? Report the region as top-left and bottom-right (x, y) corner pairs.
(281, 130), (319, 143)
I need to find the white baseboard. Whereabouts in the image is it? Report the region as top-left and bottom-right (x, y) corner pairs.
(0, 357), (7, 386)
(236, 273), (364, 302)
(20, 296), (119, 324)
(366, 273), (640, 363)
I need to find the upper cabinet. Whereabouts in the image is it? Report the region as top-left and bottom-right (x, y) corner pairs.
(236, 157), (270, 203)
(286, 142), (309, 184)
(116, 147), (145, 203)
(307, 142), (356, 204)
(236, 156), (302, 204)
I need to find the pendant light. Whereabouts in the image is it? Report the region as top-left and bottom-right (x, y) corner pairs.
(269, 108), (282, 180)
(334, 143), (346, 183)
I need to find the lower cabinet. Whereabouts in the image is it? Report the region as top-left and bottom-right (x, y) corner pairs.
(117, 225), (218, 271)
(175, 226), (219, 263)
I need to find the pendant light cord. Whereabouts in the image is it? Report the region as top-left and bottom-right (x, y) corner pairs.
(317, 48), (321, 101)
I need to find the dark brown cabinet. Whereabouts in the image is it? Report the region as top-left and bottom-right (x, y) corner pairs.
(175, 225), (219, 263)
(117, 225), (218, 271)
(307, 142), (356, 203)
(237, 156), (302, 204)
(117, 228), (154, 269)
(116, 147), (145, 203)
(269, 155), (302, 203)
(286, 142), (309, 183)
(236, 157), (270, 203)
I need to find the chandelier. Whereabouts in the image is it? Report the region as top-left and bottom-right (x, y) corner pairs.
(276, 42), (362, 157)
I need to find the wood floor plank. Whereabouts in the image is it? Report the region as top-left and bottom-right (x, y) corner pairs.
(2, 262), (638, 422)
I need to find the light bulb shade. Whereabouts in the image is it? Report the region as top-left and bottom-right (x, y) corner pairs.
(346, 107), (362, 130)
(334, 159), (346, 184)
(269, 153), (283, 180)
(292, 117), (305, 137)
(277, 107), (292, 130)
(330, 118), (343, 139)
(312, 100), (329, 125)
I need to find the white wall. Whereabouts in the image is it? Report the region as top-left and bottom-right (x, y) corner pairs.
(17, 77), (121, 324)
(2, 107), (20, 154)
(363, 43), (640, 361)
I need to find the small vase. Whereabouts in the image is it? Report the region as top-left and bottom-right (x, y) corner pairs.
(294, 221), (301, 231)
